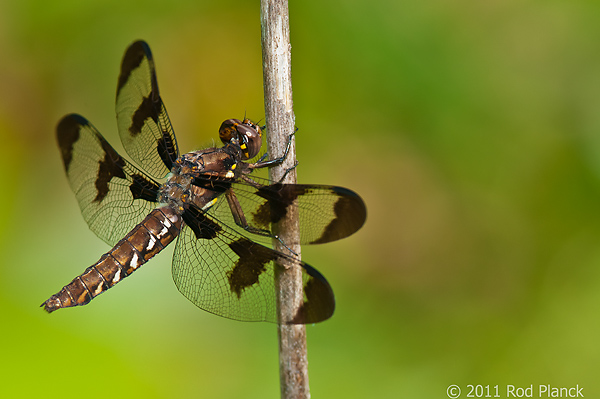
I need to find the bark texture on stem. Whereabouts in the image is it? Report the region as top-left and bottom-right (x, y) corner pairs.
(260, 1), (310, 398)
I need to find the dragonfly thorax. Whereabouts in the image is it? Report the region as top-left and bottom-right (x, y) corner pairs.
(159, 148), (237, 213)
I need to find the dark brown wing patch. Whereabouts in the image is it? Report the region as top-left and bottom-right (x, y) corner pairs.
(309, 187), (367, 244)
(253, 183), (305, 226)
(182, 205), (222, 240)
(56, 114), (83, 173)
(117, 41), (148, 95)
(129, 95), (156, 136)
(227, 238), (275, 298)
(288, 264), (335, 324)
(129, 173), (160, 202)
(94, 139), (127, 203)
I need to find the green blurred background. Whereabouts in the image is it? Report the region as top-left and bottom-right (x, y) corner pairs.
(2, 0), (600, 398)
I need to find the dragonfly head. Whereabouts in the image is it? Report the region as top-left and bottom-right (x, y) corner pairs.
(219, 118), (263, 160)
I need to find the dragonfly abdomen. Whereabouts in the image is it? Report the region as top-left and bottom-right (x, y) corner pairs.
(42, 206), (182, 313)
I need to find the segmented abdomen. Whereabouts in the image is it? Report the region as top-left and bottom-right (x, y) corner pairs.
(42, 206), (182, 313)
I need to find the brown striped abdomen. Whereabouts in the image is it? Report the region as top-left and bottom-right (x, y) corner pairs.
(42, 206), (182, 313)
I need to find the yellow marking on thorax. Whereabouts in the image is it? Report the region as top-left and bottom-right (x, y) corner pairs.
(202, 198), (218, 211)
(225, 163), (236, 179)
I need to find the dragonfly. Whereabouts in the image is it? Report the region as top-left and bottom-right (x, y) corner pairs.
(42, 40), (366, 324)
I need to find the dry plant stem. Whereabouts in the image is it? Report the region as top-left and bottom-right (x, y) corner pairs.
(260, 1), (310, 398)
